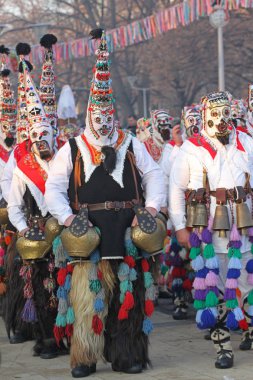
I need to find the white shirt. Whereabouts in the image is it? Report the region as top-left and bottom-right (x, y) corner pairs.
(8, 154), (55, 232)
(169, 129), (253, 253)
(1, 150), (16, 203)
(45, 135), (166, 225)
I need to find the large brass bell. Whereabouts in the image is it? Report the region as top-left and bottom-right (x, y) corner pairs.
(192, 203), (208, 232)
(236, 202), (253, 235)
(212, 204), (230, 237)
(186, 204), (196, 228)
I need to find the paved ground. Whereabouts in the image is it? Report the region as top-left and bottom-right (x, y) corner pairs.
(0, 298), (252, 380)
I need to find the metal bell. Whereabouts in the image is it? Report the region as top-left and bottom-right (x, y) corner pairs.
(212, 204), (230, 238)
(192, 203), (208, 232)
(236, 202), (253, 235)
(186, 204), (196, 228)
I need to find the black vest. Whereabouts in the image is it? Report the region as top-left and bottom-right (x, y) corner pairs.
(68, 138), (144, 259)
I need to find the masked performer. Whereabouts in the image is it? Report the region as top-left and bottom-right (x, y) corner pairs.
(5, 57), (64, 358)
(45, 29), (166, 378)
(169, 91), (253, 369)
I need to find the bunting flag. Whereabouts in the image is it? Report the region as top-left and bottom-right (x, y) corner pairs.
(6, 0), (253, 69)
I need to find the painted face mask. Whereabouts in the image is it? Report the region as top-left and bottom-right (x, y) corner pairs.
(151, 109), (173, 142)
(136, 117), (152, 142)
(0, 120), (16, 147)
(182, 106), (202, 138)
(201, 92), (232, 144)
(30, 122), (53, 159)
(231, 99), (247, 128)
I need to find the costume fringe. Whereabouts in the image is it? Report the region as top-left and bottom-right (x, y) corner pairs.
(70, 263), (109, 367)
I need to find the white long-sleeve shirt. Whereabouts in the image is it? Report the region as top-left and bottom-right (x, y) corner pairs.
(1, 151), (16, 203)
(169, 129), (253, 253)
(8, 154), (55, 232)
(45, 135), (166, 225)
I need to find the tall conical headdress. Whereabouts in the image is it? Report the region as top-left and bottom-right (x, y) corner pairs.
(15, 43), (33, 143)
(0, 45), (16, 140)
(39, 34), (57, 135)
(84, 28), (116, 145)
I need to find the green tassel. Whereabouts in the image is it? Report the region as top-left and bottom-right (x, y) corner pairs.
(161, 265), (169, 276)
(56, 313), (67, 327)
(66, 306), (75, 324)
(205, 291), (218, 307)
(194, 299), (205, 310)
(144, 272), (154, 288)
(226, 299), (238, 309)
(203, 244), (215, 259)
(120, 279), (129, 295)
(251, 244), (253, 255)
(228, 247), (242, 259)
(248, 290), (253, 305)
(189, 247), (201, 260)
(89, 279), (102, 294)
(120, 292), (125, 304)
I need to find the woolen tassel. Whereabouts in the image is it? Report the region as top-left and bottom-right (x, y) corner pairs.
(238, 319), (248, 330)
(193, 277), (206, 290)
(246, 259), (253, 273)
(226, 299), (238, 309)
(92, 315), (103, 335)
(233, 307), (244, 321)
(196, 267), (209, 278)
(228, 257), (242, 270)
(201, 229), (212, 244)
(58, 298), (68, 314)
(191, 255), (205, 271)
(225, 278), (238, 289)
(89, 279), (102, 294)
(228, 247), (242, 258)
(247, 305), (253, 316)
(66, 306), (75, 324)
(196, 310), (203, 324)
(144, 272), (154, 288)
(21, 298), (37, 323)
(248, 290), (253, 305)
(189, 247), (201, 260)
(124, 255), (136, 268)
(230, 224), (241, 241)
(194, 300), (206, 310)
(129, 268), (137, 281)
(203, 244), (215, 259)
(145, 299), (154, 317)
(122, 291), (134, 310)
(94, 298), (104, 313)
(190, 232), (201, 247)
(182, 278), (192, 291)
(141, 258), (149, 272)
(224, 288), (236, 301)
(64, 274), (72, 291)
(65, 323), (74, 339)
(53, 325), (65, 346)
(205, 271), (218, 287)
(226, 311), (239, 330)
(142, 317), (153, 335)
(205, 291), (218, 307)
(200, 309), (216, 329)
(205, 256), (219, 269)
(118, 306), (129, 320)
(194, 289), (206, 301)
(56, 313), (67, 327)
(227, 268), (240, 279)
(57, 267), (67, 286)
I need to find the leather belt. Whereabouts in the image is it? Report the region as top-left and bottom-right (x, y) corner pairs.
(87, 200), (136, 212)
(209, 189), (235, 200)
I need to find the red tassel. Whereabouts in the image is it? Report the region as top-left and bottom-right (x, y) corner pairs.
(145, 299), (154, 317)
(92, 315), (103, 335)
(238, 319), (249, 331)
(182, 278), (192, 291)
(122, 291), (134, 311)
(97, 269), (103, 280)
(124, 256), (135, 268)
(53, 325), (65, 346)
(172, 267), (186, 278)
(141, 259), (149, 272)
(57, 268), (67, 286)
(118, 306), (129, 320)
(65, 323), (73, 338)
(67, 264), (73, 273)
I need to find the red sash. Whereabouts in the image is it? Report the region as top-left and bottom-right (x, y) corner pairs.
(17, 152), (48, 194)
(14, 140), (31, 163)
(144, 137), (163, 162)
(0, 144), (10, 163)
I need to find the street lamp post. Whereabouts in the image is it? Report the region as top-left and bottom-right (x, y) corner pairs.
(127, 76), (150, 118)
(209, 6), (229, 91)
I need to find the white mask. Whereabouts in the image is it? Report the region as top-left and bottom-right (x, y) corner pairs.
(184, 108), (202, 137)
(30, 122), (53, 159)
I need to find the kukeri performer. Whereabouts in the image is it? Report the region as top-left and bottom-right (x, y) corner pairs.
(169, 91), (253, 369)
(5, 56), (66, 358)
(45, 29), (166, 378)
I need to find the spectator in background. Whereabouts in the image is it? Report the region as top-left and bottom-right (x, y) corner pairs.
(126, 114), (137, 135)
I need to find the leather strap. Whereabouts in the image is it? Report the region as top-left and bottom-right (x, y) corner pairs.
(127, 150), (140, 203)
(73, 148), (82, 211)
(87, 200), (136, 211)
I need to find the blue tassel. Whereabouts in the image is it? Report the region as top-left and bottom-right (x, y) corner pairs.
(64, 274), (71, 292)
(196, 309), (203, 324)
(200, 309), (216, 329)
(57, 286), (67, 300)
(205, 256), (219, 270)
(227, 268), (240, 279)
(142, 318), (153, 335)
(144, 272), (154, 288)
(228, 257), (242, 270)
(209, 307), (218, 318)
(56, 313), (67, 327)
(118, 263), (130, 278)
(90, 250), (100, 264)
(233, 307), (244, 321)
(248, 305), (253, 316)
(191, 255), (205, 271)
(129, 268), (137, 281)
(226, 311), (239, 330)
(246, 259), (253, 274)
(66, 306), (75, 324)
(196, 267), (209, 278)
(94, 298), (104, 313)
